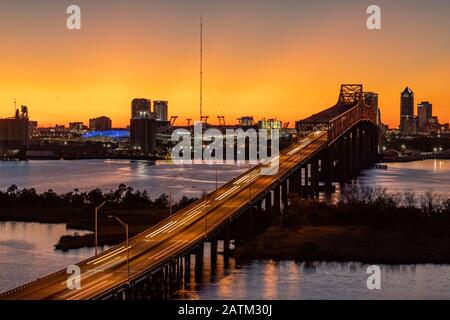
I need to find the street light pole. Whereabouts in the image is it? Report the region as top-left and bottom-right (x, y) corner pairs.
(109, 215), (130, 283)
(94, 200), (107, 256)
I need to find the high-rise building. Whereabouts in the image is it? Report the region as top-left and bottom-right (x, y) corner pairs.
(153, 100), (168, 121)
(131, 99), (151, 119)
(400, 87), (415, 135)
(89, 116), (112, 131)
(130, 118), (157, 156)
(417, 101), (433, 130)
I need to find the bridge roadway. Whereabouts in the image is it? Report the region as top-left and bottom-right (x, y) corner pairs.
(2, 130), (328, 300)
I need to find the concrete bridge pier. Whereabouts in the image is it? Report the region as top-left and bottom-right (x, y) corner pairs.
(210, 239), (218, 268)
(324, 148), (334, 195)
(194, 244), (204, 282)
(264, 192), (272, 215)
(289, 170), (298, 194)
(273, 185), (281, 211)
(311, 159), (319, 198)
(360, 127), (368, 169)
(281, 179), (288, 211)
(303, 164), (310, 198)
(223, 227), (231, 257)
(184, 254), (191, 288)
(339, 135), (351, 185)
(298, 167), (305, 197)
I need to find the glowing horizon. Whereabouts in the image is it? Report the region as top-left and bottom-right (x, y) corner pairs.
(0, 0), (449, 129)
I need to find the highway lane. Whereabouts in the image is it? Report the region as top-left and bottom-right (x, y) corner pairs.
(1, 130), (327, 300)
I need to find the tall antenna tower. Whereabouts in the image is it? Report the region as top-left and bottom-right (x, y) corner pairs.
(200, 16), (203, 122)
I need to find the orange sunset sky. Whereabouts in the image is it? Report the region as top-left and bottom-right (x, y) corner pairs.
(0, 0), (449, 129)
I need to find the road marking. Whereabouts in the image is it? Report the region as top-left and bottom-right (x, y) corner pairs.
(87, 246), (126, 265)
(234, 171), (259, 186)
(66, 280), (110, 300)
(92, 247), (130, 265)
(164, 211), (201, 233)
(287, 138), (311, 156)
(215, 185), (240, 201)
(182, 201), (208, 216)
(145, 220), (177, 238)
(150, 241), (187, 260)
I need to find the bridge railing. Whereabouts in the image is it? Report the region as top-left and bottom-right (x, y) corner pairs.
(327, 100), (377, 144)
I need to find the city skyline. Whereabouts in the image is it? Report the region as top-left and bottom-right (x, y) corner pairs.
(1, 0), (450, 129)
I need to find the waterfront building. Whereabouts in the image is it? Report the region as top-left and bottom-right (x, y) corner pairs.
(89, 116), (112, 131)
(0, 106), (29, 155)
(130, 118), (157, 156)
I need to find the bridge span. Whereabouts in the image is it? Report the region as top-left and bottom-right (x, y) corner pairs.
(1, 84), (384, 300)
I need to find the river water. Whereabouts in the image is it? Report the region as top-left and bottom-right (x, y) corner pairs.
(0, 159), (449, 298)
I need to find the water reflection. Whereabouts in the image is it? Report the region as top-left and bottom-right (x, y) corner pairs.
(0, 222), (100, 293)
(0, 160), (247, 201)
(186, 260), (450, 300)
(1, 159), (449, 298)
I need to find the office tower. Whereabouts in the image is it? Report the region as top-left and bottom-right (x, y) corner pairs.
(400, 87), (415, 135)
(89, 116), (112, 131)
(153, 100), (168, 121)
(417, 101), (433, 130)
(130, 118), (157, 156)
(131, 98), (152, 119)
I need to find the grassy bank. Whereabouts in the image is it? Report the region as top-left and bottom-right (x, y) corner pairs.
(234, 187), (450, 264)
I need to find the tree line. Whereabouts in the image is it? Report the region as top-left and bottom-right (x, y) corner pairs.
(0, 183), (197, 210)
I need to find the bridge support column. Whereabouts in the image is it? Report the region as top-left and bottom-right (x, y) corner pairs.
(184, 254), (191, 288)
(195, 244), (204, 279)
(304, 164), (310, 198)
(311, 159), (319, 198)
(339, 138), (346, 183)
(351, 128), (359, 176)
(273, 185), (281, 211)
(264, 192), (272, 213)
(210, 239), (218, 267)
(360, 126), (367, 169)
(356, 128), (361, 172)
(289, 171), (297, 194)
(298, 167), (304, 197)
(163, 265), (170, 299)
(281, 180), (288, 212)
(223, 228), (231, 257)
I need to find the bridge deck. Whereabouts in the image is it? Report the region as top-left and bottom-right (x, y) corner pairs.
(1, 131), (328, 300)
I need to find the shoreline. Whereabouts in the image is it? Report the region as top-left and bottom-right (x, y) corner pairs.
(233, 225), (450, 265)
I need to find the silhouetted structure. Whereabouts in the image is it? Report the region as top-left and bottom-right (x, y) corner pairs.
(89, 116), (112, 131)
(400, 87), (415, 135)
(417, 101), (432, 131)
(130, 118), (157, 156)
(0, 106), (29, 155)
(132, 99), (152, 119)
